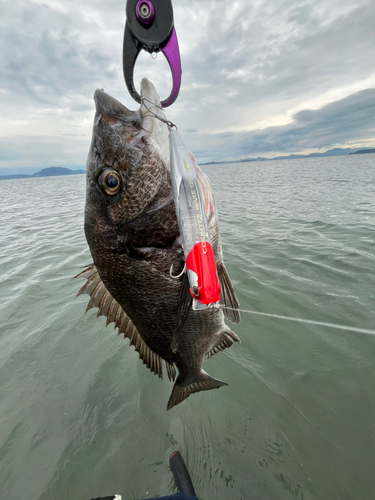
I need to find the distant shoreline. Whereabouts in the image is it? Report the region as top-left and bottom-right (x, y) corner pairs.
(1, 148), (374, 178)
(201, 147), (375, 165)
(349, 149), (375, 155)
(0, 167), (85, 181)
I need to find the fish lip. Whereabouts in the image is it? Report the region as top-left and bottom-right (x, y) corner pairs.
(93, 89), (144, 147)
(94, 89), (139, 120)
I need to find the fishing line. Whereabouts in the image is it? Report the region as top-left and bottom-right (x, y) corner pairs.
(219, 306), (375, 336)
(141, 97), (177, 129)
(140, 97), (374, 337)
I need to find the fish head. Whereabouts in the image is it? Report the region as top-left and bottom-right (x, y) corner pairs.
(85, 78), (177, 254)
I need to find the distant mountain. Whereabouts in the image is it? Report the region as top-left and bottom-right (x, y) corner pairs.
(0, 167), (85, 181)
(201, 147), (374, 165)
(32, 167), (86, 177)
(349, 149), (375, 155)
(272, 147), (356, 160)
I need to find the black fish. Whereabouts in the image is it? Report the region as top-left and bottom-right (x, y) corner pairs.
(76, 79), (240, 409)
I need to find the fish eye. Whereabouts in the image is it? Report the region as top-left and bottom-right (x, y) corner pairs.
(98, 169), (122, 195)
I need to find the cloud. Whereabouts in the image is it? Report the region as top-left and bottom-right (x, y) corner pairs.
(0, 134), (88, 170)
(0, 0), (374, 169)
(184, 89), (375, 162)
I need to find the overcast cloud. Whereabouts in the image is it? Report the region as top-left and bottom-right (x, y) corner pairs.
(1, 0), (374, 171)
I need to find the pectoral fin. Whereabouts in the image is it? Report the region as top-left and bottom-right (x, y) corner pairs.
(217, 263), (241, 323)
(75, 264), (176, 382)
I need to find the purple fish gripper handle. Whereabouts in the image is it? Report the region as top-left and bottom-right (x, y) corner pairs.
(160, 27), (181, 108)
(123, 0), (182, 108)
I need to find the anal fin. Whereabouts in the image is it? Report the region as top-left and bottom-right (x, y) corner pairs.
(204, 326), (241, 361)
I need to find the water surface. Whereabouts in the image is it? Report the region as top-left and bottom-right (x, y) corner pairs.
(0, 155), (374, 500)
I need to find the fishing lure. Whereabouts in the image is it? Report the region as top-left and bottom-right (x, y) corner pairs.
(123, 0), (220, 309)
(170, 129), (221, 309)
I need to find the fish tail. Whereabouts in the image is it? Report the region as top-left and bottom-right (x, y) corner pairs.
(167, 371), (227, 410)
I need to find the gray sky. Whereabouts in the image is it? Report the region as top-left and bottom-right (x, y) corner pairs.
(1, 0), (374, 171)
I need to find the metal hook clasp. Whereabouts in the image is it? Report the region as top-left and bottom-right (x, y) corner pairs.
(123, 0), (182, 107)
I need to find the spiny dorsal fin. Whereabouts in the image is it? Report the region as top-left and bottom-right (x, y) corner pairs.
(217, 262), (241, 323)
(75, 264), (176, 381)
(204, 326), (241, 361)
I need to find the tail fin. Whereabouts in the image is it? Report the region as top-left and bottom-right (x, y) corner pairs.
(167, 372), (227, 410)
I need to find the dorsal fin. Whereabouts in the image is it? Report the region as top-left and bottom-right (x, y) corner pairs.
(75, 264), (176, 382)
(217, 262), (241, 324)
(204, 326), (241, 361)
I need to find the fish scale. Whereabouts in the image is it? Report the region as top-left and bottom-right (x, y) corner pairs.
(77, 78), (240, 410)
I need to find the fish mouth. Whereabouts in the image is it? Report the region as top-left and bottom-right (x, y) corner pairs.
(94, 89), (145, 146)
(93, 79), (171, 169)
(94, 89), (139, 123)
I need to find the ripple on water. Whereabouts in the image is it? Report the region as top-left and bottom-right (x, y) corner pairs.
(0, 159), (375, 499)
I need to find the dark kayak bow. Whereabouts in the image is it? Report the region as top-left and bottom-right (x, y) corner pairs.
(91, 451), (198, 500)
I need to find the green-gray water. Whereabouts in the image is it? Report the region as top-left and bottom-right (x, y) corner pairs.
(0, 155), (374, 500)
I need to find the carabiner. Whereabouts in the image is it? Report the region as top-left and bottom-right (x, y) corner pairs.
(123, 0), (182, 107)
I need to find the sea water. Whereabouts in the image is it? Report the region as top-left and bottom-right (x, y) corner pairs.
(0, 154), (374, 500)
